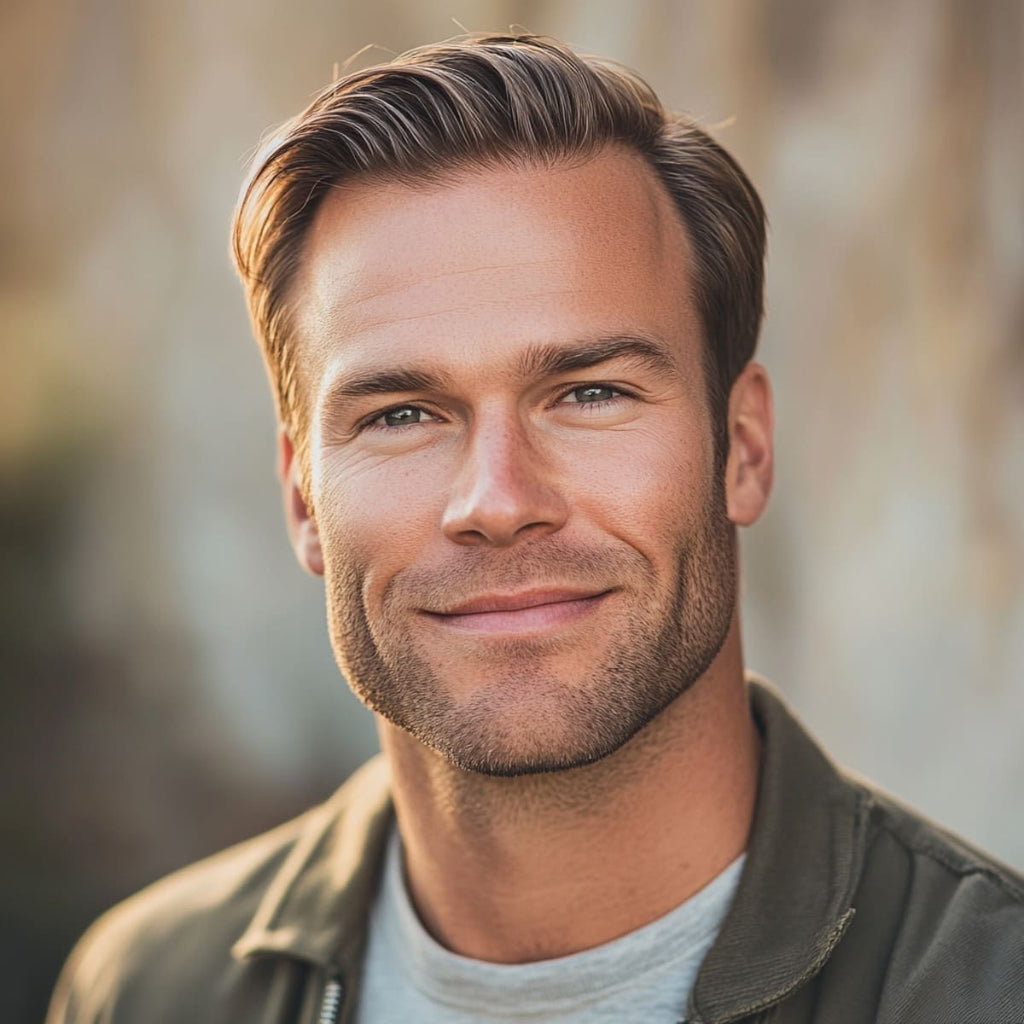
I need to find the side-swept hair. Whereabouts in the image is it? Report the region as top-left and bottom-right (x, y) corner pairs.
(232, 33), (766, 492)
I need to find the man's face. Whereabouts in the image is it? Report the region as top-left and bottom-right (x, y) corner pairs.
(291, 148), (739, 775)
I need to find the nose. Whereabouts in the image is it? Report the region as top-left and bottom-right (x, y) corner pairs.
(441, 414), (569, 547)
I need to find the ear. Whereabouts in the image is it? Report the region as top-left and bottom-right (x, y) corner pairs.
(277, 428), (324, 576)
(724, 362), (774, 527)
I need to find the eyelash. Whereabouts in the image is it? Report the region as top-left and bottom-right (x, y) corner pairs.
(561, 384), (632, 412)
(361, 383), (634, 431)
(361, 405), (441, 432)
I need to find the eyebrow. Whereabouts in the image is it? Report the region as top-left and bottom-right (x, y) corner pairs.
(514, 334), (678, 380)
(321, 334), (678, 410)
(323, 367), (453, 403)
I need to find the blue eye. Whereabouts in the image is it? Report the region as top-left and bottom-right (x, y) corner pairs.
(380, 406), (424, 427)
(569, 385), (619, 403)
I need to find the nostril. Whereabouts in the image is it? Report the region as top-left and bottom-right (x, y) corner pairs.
(442, 495), (568, 547)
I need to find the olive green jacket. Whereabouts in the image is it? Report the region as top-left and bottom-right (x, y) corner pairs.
(48, 679), (1024, 1023)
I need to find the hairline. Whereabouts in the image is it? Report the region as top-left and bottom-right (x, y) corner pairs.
(232, 37), (766, 498)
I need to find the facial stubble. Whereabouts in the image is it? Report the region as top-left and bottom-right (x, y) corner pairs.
(321, 478), (738, 778)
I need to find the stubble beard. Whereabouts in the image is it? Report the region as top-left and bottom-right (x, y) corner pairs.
(323, 484), (737, 777)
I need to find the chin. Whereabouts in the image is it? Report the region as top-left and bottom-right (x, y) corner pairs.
(431, 726), (622, 778)
(388, 673), (678, 778)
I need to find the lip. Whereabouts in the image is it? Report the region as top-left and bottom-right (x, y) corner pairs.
(421, 588), (614, 635)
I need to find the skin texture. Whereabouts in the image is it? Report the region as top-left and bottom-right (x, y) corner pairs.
(280, 147), (774, 962)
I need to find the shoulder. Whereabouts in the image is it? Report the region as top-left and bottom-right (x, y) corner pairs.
(849, 773), (1024, 1020)
(46, 756), (390, 1024)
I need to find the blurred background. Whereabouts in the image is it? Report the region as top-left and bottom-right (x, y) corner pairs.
(2, 0), (1022, 1019)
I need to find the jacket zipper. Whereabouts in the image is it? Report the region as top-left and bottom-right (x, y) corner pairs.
(317, 974), (344, 1024)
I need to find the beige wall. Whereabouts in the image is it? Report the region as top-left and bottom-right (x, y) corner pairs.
(3, 2), (1022, 1017)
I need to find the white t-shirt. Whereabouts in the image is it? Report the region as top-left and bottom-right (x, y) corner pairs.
(356, 827), (745, 1023)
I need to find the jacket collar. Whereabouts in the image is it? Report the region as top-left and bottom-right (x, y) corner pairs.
(688, 676), (867, 1023)
(232, 755), (394, 972)
(234, 677), (868, 1020)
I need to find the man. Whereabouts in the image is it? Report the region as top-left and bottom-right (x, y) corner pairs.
(48, 33), (1023, 1024)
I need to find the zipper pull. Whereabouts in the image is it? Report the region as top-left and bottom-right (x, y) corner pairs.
(318, 974), (344, 1024)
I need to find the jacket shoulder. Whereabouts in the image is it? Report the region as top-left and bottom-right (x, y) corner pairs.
(850, 774), (1024, 1021)
(46, 757), (388, 1024)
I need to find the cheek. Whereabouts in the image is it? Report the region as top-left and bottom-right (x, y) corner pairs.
(565, 418), (711, 546)
(314, 450), (446, 596)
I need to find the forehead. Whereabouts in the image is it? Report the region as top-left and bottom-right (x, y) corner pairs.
(292, 148), (701, 388)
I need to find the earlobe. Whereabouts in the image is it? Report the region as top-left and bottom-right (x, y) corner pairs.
(724, 362), (775, 528)
(277, 428), (324, 577)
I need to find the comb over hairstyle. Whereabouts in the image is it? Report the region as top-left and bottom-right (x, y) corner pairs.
(232, 33), (766, 493)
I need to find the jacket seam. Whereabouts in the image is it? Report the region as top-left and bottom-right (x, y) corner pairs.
(865, 797), (1024, 905)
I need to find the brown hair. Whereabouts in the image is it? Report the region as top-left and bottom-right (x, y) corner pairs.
(232, 33), (766, 493)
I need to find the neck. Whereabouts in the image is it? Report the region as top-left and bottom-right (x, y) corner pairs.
(377, 615), (760, 964)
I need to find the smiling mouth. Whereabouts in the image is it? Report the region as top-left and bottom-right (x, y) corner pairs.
(422, 588), (614, 635)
